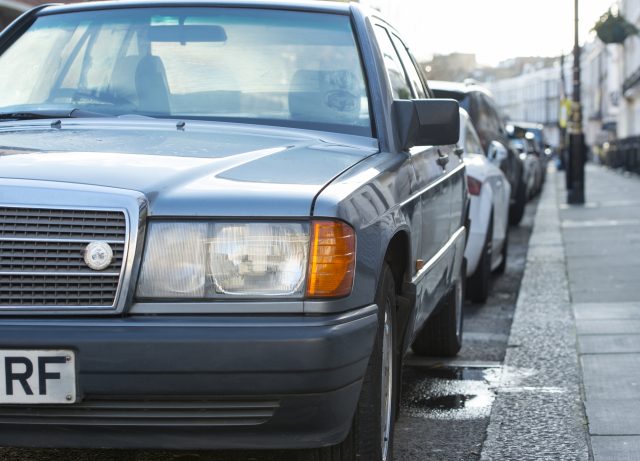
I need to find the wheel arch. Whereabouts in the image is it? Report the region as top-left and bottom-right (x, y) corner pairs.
(381, 228), (415, 359)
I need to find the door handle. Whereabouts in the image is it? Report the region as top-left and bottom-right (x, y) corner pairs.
(437, 153), (449, 168)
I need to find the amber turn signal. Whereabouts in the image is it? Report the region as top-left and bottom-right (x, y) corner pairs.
(306, 220), (356, 298)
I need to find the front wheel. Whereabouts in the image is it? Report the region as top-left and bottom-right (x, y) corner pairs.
(309, 264), (398, 461)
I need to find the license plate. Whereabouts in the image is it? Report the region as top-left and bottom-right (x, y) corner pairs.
(0, 350), (76, 404)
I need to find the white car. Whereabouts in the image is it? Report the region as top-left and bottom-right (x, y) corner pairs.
(459, 110), (511, 302)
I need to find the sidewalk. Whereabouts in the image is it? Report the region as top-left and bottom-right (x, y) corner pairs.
(481, 163), (640, 460)
(562, 165), (640, 460)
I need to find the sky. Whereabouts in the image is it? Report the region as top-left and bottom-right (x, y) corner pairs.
(360, 0), (618, 65)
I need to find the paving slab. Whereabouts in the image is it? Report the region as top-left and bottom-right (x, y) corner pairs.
(573, 303), (640, 320)
(592, 436), (640, 461)
(581, 353), (640, 400)
(577, 319), (640, 335)
(579, 335), (640, 354)
(586, 399), (640, 435)
(572, 290), (640, 304)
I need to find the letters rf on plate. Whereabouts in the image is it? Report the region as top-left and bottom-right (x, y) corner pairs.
(0, 350), (76, 404)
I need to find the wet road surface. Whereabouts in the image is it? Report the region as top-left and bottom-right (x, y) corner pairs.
(0, 201), (537, 461)
(395, 197), (536, 461)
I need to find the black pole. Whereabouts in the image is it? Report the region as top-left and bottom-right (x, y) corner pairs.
(567, 0), (585, 204)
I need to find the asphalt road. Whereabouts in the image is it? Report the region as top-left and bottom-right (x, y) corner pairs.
(0, 200), (537, 461)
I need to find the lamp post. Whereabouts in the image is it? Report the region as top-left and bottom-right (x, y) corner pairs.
(567, 0), (585, 204)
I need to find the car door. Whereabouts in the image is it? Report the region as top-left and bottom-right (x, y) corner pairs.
(392, 33), (464, 260)
(373, 25), (452, 326)
(466, 119), (508, 256)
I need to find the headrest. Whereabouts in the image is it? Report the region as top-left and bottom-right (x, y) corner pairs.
(110, 55), (143, 106)
(135, 55), (171, 114)
(288, 69), (361, 124)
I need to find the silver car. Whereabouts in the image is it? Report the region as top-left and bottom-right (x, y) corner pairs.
(0, 2), (467, 460)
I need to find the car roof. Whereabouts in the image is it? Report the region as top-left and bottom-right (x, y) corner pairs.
(429, 80), (494, 98)
(509, 121), (544, 130)
(39, 0), (352, 16)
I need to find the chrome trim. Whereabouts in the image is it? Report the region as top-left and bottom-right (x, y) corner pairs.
(399, 162), (465, 210)
(412, 226), (466, 284)
(0, 271), (121, 277)
(0, 237), (125, 244)
(0, 303), (378, 327)
(0, 179), (147, 315)
(131, 300), (305, 315)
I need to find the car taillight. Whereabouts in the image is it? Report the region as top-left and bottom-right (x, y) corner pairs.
(467, 176), (482, 196)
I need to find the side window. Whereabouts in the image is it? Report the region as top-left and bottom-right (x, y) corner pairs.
(473, 95), (490, 147)
(464, 123), (484, 155)
(373, 25), (411, 100)
(482, 95), (502, 134)
(390, 34), (427, 99)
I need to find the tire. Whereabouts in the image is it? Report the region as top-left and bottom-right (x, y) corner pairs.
(494, 227), (508, 275)
(467, 214), (492, 303)
(509, 178), (526, 226)
(309, 264), (398, 461)
(411, 259), (465, 357)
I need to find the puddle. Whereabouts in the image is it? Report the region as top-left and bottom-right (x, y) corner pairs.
(413, 393), (482, 410)
(401, 366), (496, 420)
(416, 366), (486, 381)
(400, 364), (557, 421)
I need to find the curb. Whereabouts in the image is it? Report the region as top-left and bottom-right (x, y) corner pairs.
(480, 169), (590, 460)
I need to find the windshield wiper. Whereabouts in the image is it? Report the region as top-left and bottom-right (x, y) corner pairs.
(0, 108), (109, 121)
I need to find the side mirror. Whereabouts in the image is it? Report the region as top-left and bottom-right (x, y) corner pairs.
(488, 140), (508, 165)
(394, 99), (460, 150)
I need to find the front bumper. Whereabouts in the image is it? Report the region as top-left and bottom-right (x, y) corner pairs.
(0, 305), (378, 450)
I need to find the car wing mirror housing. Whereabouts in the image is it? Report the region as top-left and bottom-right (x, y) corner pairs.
(488, 140), (508, 163)
(394, 99), (460, 151)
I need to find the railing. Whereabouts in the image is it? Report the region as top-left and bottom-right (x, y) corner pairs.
(602, 136), (640, 174)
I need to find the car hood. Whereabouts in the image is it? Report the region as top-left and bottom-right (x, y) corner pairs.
(0, 118), (378, 216)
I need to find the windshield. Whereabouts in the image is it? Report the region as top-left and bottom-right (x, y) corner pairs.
(0, 7), (371, 136)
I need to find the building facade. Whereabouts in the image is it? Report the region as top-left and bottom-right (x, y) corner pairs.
(486, 61), (564, 146)
(582, 39), (621, 147)
(619, 0), (640, 138)
(0, 0), (28, 30)
(1, 0), (85, 30)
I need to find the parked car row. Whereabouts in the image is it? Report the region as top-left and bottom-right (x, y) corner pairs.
(507, 122), (549, 199)
(429, 81), (543, 304)
(457, 109), (510, 303)
(0, 2), (536, 460)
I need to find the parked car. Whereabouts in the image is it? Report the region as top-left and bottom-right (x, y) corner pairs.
(508, 121), (552, 158)
(430, 81), (527, 226)
(507, 122), (549, 184)
(0, 2), (467, 460)
(509, 135), (543, 199)
(459, 110), (510, 303)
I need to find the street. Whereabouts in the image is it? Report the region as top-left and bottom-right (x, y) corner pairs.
(0, 202), (539, 461)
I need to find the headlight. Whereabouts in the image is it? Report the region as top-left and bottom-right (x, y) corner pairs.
(136, 220), (355, 299)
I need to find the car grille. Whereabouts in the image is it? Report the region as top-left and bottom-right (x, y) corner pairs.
(0, 206), (128, 308)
